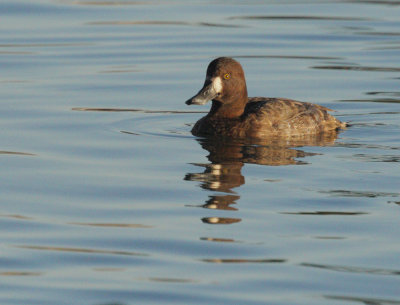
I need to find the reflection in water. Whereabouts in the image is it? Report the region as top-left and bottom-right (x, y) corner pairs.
(344, 0), (400, 6)
(0, 43), (91, 48)
(64, 0), (152, 5)
(93, 267), (125, 272)
(366, 91), (400, 97)
(312, 65), (400, 72)
(88, 20), (244, 28)
(200, 237), (237, 243)
(201, 195), (239, 211)
(186, 195), (239, 210)
(185, 163), (244, 193)
(17, 245), (148, 257)
(319, 189), (399, 198)
(94, 303), (126, 305)
(185, 131), (341, 224)
(0, 150), (35, 156)
(341, 152), (400, 163)
(234, 55), (342, 60)
(340, 98), (400, 104)
(201, 217), (241, 225)
(139, 277), (198, 284)
(200, 252), (285, 272)
(229, 15), (369, 21)
(324, 295), (400, 305)
(302, 262), (400, 276)
(282, 211), (367, 216)
(201, 258), (287, 264)
(0, 213), (33, 220)
(72, 107), (204, 114)
(314, 236), (346, 240)
(70, 222), (153, 228)
(0, 271), (42, 277)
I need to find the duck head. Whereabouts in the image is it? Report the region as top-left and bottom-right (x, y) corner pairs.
(185, 57), (248, 117)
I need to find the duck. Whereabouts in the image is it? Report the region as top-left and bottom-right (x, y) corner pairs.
(185, 57), (346, 139)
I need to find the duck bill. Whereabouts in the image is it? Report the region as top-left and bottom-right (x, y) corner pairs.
(185, 81), (218, 105)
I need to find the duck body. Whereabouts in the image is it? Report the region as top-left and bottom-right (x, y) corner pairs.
(192, 97), (345, 138)
(185, 57), (346, 139)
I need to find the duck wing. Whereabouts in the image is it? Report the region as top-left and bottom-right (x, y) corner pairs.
(245, 97), (345, 135)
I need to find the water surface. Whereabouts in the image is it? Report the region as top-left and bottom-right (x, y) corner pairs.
(1, 1), (400, 304)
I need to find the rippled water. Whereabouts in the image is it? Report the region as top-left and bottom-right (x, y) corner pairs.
(1, 1), (400, 304)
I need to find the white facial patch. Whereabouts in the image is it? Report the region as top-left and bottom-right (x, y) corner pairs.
(212, 76), (223, 94)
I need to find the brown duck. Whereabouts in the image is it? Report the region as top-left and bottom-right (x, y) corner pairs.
(185, 57), (346, 138)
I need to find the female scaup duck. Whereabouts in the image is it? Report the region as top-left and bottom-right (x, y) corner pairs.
(185, 57), (346, 138)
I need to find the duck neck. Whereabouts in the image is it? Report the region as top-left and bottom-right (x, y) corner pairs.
(209, 97), (247, 119)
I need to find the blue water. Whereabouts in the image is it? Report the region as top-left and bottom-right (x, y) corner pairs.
(1, 1), (400, 304)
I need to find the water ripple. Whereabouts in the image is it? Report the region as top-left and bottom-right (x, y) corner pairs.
(340, 98), (400, 103)
(16, 245), (148, 257)
(312, 65), (400, 72)
(325, 295), (400, 305)
(62, 0), (155, 5)
(357, 31), (400, 36)
(200, 237), (239, 243)
(344, 0), (400, 6)
(281, 211), (367, 216)
(200, 258), (287, 264)
(318, 189), (399, 198)
(2, 1), (400, 304)
(302, 262), (400, 276)
(69, 222), (153, 228)
(367, 91), (400, 97)
(0, 150), (36, 156)
(335, 142), (400, 152)
(234, 54), (343, 60)
(349, 153), (400, 162)
(139, 277), (198, 284)
(72, 107), (204, 114)
(87, 20), (245, 28)
(229, 15), (371, 21)
(0, 214), (33, 220)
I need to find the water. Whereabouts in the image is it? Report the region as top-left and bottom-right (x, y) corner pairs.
(1, 1), (400, 304)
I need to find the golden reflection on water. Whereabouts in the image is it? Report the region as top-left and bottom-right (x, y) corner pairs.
(0, 271), (42, 277)
(185, 131), (341, 225)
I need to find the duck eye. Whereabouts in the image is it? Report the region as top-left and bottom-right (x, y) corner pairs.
(223, 73), (230, 80)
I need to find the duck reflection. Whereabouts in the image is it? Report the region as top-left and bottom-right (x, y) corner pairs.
(185, 131), (341, 224)
(202, 195), (240, 211)
(185, 163), (244, 193)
